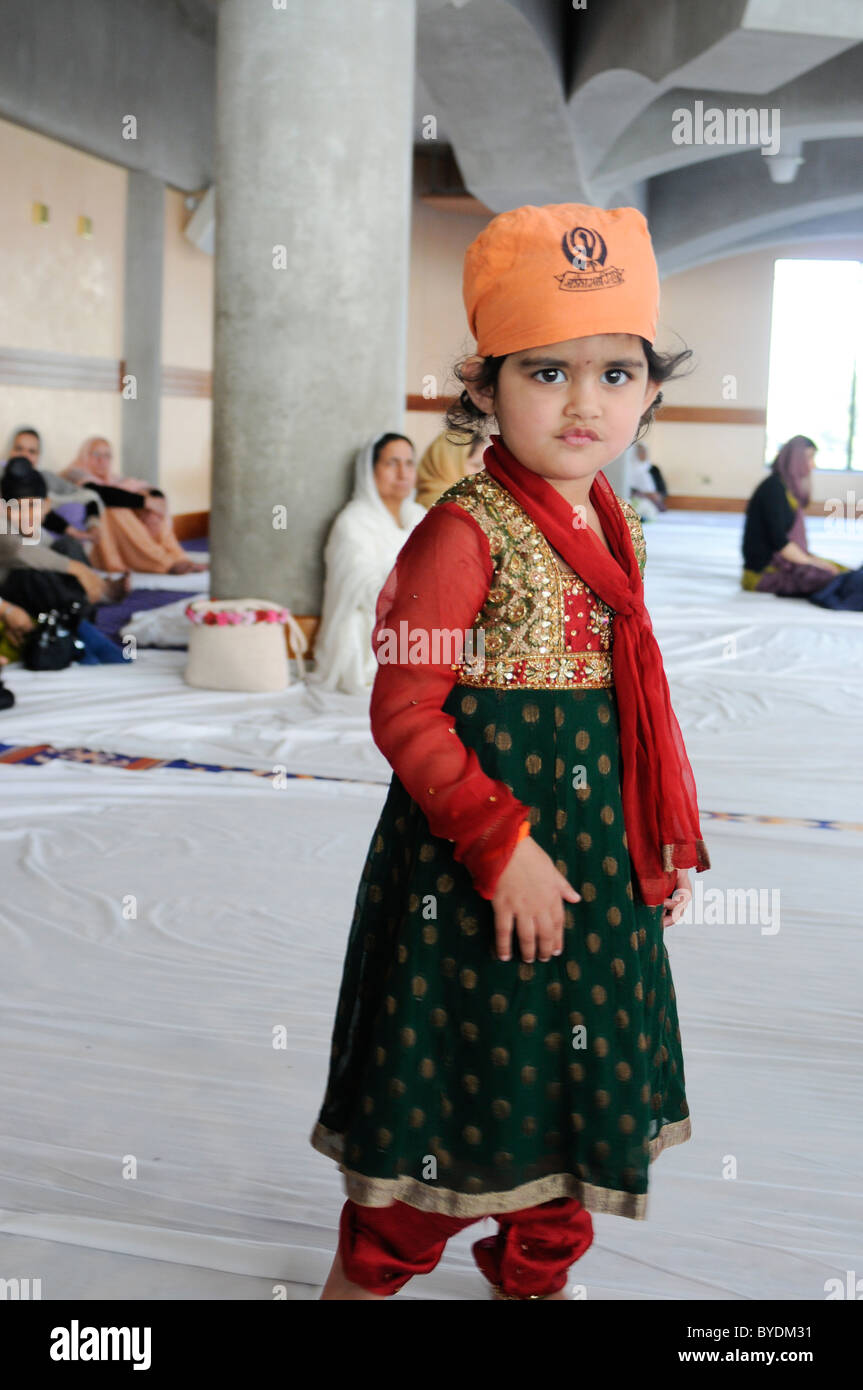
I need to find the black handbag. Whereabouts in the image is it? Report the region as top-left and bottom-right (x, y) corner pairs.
(21, 602), (87, 671)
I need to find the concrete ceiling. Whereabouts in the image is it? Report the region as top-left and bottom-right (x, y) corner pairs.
(2, 0), (860, 275)
(417, 0), (863, 272)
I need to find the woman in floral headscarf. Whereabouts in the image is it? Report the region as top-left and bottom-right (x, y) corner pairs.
(61, 436), (205, 575)
(415, 429), (487, 509)
(741, 435), (847, 596)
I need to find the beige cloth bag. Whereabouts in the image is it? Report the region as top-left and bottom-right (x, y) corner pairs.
(183, 598), (308, 693)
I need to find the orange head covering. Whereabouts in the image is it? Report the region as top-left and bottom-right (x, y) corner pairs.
(463, 203), (659, 357)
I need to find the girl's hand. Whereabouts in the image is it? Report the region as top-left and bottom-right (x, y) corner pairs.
(662, 868), (692, 929)
(491, 836), (581, 964)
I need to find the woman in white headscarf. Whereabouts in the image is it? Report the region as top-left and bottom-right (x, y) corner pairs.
(310, 433), (425, 695)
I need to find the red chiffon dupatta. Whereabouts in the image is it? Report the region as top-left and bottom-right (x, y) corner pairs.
(483, 434), (710, 908)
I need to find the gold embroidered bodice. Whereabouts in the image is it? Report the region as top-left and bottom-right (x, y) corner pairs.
(438, 470), (646, 691)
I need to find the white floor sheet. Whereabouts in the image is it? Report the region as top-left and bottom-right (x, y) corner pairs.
(1, 511), (861, 1300)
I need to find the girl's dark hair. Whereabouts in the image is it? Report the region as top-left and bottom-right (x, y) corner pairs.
(13, 425), (41, 443)
(443, 423), (487, 450)
(445, 338), (693, 443)
(372, 432), (413, 464)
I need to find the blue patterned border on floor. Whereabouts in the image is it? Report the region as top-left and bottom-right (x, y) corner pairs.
(0, 740), (861, 833)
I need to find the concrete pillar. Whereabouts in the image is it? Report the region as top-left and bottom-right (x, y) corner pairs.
(210, 0), (417, 612)
(121, 171), (164, 484)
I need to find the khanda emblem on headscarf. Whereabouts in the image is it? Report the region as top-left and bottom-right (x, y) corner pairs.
(556, 224), (624, 291)
(561, 226), (607, 272)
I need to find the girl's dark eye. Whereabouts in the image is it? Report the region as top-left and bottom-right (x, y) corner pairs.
(602, 369), (631, 386)
(534, 368), (565, 384)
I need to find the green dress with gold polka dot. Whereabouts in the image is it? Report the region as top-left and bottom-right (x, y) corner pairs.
(311, 472), (690, 1220)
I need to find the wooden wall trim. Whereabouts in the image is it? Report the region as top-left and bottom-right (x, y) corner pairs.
(291, 615), (320, 658)
(161, 365), (213, 398)
(655, 405), (766, 425)
(665, 496), (744, 511)
(0, 346), (214, 398)
(667, 495), (833, 514)
(406, 393), (457, 413)
(173, 510), (209, 540)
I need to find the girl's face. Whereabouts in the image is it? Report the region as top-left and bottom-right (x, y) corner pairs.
(466, 332), (661, 489)
(804, 446), (816, 471)
(373, 439), (416, 505)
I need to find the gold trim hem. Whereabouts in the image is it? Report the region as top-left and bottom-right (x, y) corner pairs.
(662, 839), (711, 873)
(457, 650), (614, 692)
(309, 1116), (691, 1222)
(490, 1284), (551, 1300)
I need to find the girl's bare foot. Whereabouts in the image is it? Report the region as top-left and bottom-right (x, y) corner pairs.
(319, 1249), (388, 1301)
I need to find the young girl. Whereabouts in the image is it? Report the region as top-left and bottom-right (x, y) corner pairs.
(310, 203), (711, 1300)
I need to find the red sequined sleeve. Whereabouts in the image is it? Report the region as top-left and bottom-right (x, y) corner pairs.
(370, 502), (530, 900)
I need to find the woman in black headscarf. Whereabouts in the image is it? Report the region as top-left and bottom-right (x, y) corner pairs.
(742, 435), (848, 596)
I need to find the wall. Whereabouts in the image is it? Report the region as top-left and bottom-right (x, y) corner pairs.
(403, 195), (490, 463)
(0, 118), (125, 469)
(0, 117), (215, 512)
(160, 188), (213, 514)
(650, 235), (863, 503)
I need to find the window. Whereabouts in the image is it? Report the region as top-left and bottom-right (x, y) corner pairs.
(765, 258), (862, 471)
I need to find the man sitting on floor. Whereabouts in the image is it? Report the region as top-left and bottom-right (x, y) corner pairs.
(0, 459), (130, 666)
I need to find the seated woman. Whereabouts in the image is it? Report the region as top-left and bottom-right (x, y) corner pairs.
(415, 428), (486, 509)
(6, 425), (101, 544)
(310, 433), (425, 695)
(629, 441), (668, 519)
(0, 462), (128, 664)
(61, 436), (206, 575)
(742, 435), (847, 596)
